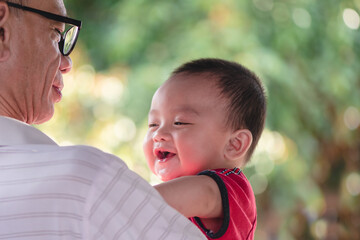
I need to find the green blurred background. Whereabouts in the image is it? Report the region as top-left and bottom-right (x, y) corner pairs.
(38, 0), (360, 239)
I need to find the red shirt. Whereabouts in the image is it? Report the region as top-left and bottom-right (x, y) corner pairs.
(190, 168), (257, 239)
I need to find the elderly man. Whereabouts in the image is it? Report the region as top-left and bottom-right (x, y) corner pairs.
(0, 0), (205, 239)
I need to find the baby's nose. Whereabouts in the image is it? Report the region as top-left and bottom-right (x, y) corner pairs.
(153, 128), (171, 142)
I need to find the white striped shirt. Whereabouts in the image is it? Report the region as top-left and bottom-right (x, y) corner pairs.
(0, 116), (205, 240)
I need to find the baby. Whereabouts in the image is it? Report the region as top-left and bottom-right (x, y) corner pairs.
(143, 58), (266, 239)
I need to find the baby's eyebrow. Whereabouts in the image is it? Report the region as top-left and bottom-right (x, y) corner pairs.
(148, 109), (160, 118)
(172, 106), (200, 116)
(148, 106), (200, 117)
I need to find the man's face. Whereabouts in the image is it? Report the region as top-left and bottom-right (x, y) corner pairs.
(6, 0), (72, 124)
(143, 73), (233, 181)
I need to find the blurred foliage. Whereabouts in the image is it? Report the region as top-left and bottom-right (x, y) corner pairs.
(38, 0), (360, 239)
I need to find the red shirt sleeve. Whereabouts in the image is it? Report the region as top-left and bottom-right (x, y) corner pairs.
(190, 168), (257, 239)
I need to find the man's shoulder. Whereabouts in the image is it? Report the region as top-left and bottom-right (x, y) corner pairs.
(0, 144), (127, 171)
(60, 145), (128, 171)
(59, 144), (120, 161)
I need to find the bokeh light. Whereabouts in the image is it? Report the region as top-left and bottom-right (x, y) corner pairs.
(250, 173), (268, 195)
(99, 76), (124, 104)
(255, 130), (287, 162)
(312, 219), (328, 239)
(292, 8), (311, 28)
(343, 8), (360, 30)
(344, 106), (360, 130)
(346, 172), (360, 196)
(253, 0), (274, 12)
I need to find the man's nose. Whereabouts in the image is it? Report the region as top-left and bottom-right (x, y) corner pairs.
(153, 127), (171, 142)
(60, 55), (73, 74)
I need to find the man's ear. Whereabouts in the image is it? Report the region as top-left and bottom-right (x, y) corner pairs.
(224, 129), (253, 161)
(0, 2), (10, 61)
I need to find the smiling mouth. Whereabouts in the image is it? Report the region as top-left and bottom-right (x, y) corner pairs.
(156, 150), (176, 161)
(52, 86), (63, 101)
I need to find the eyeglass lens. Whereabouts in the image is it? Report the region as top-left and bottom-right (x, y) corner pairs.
(63, 26), (79, 55)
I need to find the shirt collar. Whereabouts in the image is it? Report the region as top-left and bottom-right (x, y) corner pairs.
(0, 116), (58, 145)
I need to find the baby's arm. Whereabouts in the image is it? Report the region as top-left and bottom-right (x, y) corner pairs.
(154, 175), (222, 219)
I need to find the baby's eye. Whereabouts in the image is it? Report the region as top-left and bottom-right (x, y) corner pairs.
(174, 122), (190, 126)
(148, 123), (158, 128)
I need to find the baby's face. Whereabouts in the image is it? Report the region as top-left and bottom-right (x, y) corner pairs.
(143, 73), (233, 181)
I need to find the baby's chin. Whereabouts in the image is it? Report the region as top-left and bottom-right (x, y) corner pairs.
(154, 169), (179, 182)
(153, 161), (181, 182)
(156, 173), (176, 182)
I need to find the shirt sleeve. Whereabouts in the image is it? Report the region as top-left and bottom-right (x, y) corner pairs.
(192, 169), (257, 240)
(84, 152), (206, 240)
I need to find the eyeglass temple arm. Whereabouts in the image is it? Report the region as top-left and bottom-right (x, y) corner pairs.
(6, 1), (82, 28)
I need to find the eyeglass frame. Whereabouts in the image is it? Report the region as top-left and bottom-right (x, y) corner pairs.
(6, 1), (82, 56)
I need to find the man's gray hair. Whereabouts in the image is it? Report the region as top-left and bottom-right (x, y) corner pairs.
(2, 0), (26, 15)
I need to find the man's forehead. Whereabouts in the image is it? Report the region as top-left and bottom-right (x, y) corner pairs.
(54, 0), (67, 16)
(30, 0), (67, 16)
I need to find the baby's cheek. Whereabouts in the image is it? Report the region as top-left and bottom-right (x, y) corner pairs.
(143, 149), (154, 170)
(143, 139), (152, 157)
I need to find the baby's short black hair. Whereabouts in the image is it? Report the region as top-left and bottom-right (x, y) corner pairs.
(172, 58), (267, 161)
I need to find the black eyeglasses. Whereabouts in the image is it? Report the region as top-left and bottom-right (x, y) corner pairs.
(6, 2), (82, 56)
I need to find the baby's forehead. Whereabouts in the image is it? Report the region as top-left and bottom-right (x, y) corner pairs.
(152, 81), (229, 113)
(155, 74), (226, 104)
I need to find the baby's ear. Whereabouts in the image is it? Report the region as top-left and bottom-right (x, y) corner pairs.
(224, 129), (253, 162)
